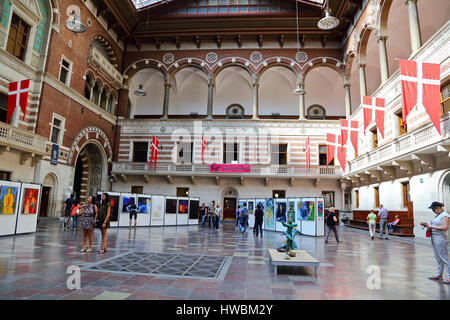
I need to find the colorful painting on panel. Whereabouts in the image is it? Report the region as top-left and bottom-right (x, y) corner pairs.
(137, 196), (151, 213)
(109, 195), (120, 222)
(238, 199), (246, 209)
(178, 199), (189, 214)
(122, 196), (134, 213)
(0, 186), (18, 214)
(22, 188), (39, 214)
(275, 199), (287, 223)
(287, 200), (296, 222)
(265, 198), (274, 230)
(256, 199), (265, 212)
(166, 198), (177, 214)
(248, 200), (254, 215)
(318, 200), (324, 217)
(298, 199), (315, 221)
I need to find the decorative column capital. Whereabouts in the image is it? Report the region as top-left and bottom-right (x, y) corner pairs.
(358, 63), (366, 69)
(404, 0), (418, 5)
(208, 81), (215, 88)
(376, 35), (388, 43)
(253, 82), (259, 89)
(343, 81), (351, 89)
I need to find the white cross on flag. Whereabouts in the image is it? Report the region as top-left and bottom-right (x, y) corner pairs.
(7, 79), (30, 123)
(340, 119), (359, 155)
(305, 136), (310, 173)
(362, 96), (385, 139)
(399, 60), (441, 135)
(149, 136), (159, 172)
(327, 133), (346, 172)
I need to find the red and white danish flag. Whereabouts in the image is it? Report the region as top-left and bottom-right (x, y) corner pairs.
(149, 136), (159, 172)
(340, 119), (359, 155)
(362, 96), (385, 139)
(305, 137), (311, 173)
(327, 133), (346, 172)
(7, 79), (30, 123)
(201, 135), (206, 162)
(399, 60), (441, 135)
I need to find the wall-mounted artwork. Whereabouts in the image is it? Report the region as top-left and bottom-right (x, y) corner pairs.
(109, 195), (120, 222)
(275, 199), (287, 223)
(137, 196), (151, 213)
(178, 199), (189, 214)
(248, 200), (254, 215)
(256, 199), (265, 212)
(0, 186), (18, 214)
(265, 198), (274, 230)
(166, 198), (177, 214)
(318, 200), (324, 217)
(122, 196), (134, 213)
(287, 200), (296, 222)
(189, 200), (199, 220)
(298, 199), (315, 221)
(22, 188), (39, 214)
(152, 196), (164, 220)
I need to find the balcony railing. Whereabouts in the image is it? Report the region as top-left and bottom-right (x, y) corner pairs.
(0, 122), (47, 155)
(112, 162), (342, 178)
(345, 113), (450, 174)
(87, 46), (123, 88)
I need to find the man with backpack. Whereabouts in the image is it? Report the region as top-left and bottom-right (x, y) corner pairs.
(63, 193), (75, 229)
(240, 202), (249, 234)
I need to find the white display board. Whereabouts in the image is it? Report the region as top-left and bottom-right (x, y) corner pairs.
(316, 198), (325, 236)
(274, 198), (287, 231)
(247, 199), (255, 229)
(136, 195), (152, 226)
(118, 193), (136, 227)
(165, 196), (177, 225)
(177, 197), (189, 225)
(15, 183), (41, 234)
(299, 198), (317, 236)
(0, 181), (21, 236)
(151, 195), (165, 226)
(188, 198), (200, 225)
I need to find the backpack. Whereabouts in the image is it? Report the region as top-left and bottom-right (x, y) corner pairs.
(71, 204), (80, 217)
(241, 207), (248, 217)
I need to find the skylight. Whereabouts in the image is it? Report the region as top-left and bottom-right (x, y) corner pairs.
(132, 0), (166, 11)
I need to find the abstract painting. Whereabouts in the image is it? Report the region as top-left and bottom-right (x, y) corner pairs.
(22, 188), (39, 214)
(178, 199), (189, 214)
(248, 200), (254, 215)
(166, 198), (177, 214)
(0, 186), (18, 214)
(318, 200), (324, 217)
(275, 199), (287, 223)
(287, 200), (296, 222)
(298, 199), (315, 221)
(122, 196), (134, 213)
(137, 196), (151, 213)
(189, 200), (199, 220)
(265, 198), (274, 230)
(109, 195), (120, 222)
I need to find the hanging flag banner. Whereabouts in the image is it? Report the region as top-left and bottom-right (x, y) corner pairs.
(362, 96), (385, 139)
(340, 119), (359, 155)
(7, 79), (30, 123)
(149, 136), (159, 172)
(201, 135), (206, 162)
(327, 133), (346, 172)
(305, 137), (311, 173)
(210, 164), (251, 173)
(50, 144), (59, 165)
(399, 59), (441, 135)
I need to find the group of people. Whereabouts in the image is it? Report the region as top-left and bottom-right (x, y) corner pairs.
(366, 204), (398, 240)
(234, 203), (264, 236)
(63, 193), (111, 254)
(200, 201), (223, 230)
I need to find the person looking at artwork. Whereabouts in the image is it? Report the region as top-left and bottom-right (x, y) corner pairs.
(2, 188), (15, 214)
(235, 205), (241, 231)
(325, 207), (340, 244)
(71, 199), (81, 230)
(200, 203), (208, 227)
(367, 209), (377, 240)
(254, 204), (264, 236)
(63, 193), (75, 229)
(80, 196), (98, 253)
(240, 203), (249, 234)
(127, 198), (138, 228)
(420, 202), (450, 284)
(98, 193), (111, 254)
(378, 204), (389, 240)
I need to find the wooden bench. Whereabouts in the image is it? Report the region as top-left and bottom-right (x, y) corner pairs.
(347, 219), (414, 237)
(268, 249), (320, 277)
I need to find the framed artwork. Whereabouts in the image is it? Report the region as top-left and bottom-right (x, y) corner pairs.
(137, 196), (151, 213)
(122, 195), (134, 213)
(151, 196), (164, 220)
(189, 199), (199, 220)
(0, 185), (19, 214)
(298, 198), (315, 221)
(247, 200), (254, 215)
(275, 199), (287, 223)
(178, 199), (189, 214)
(22, 188), (39, 214)
(318, 199), (324, 217)
(109, 195), (120, 222)
(165, 198), (177, 214)
(287, 200), (296, 222)
(256, 199), (265, 213)
(265, 198), (274, 230)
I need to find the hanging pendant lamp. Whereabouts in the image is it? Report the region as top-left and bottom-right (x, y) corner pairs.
(318, 1), (339, 30)
(134, 84), (147, 96)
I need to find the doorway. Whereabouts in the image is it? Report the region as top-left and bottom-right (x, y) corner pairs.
(39, 186), (51, 217)
(223, 197), (237, 221)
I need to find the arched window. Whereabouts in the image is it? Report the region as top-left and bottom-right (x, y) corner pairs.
(84, 75), (94, 100)
(100, 88), (108, 110)
(226, 104), (245, 119)
(307, 104), (326, 120)
(91, 82), (101, 105)
(107, 94), (115, 114)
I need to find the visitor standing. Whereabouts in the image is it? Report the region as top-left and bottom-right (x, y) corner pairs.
(80, 196), (97, 253)
(367, 209), (377, 240)
(240, 203), (249, 234)
(214, 203), (222, 230)
(70, 199), (81, 230)
(201, 203), (208, 227)
(98, 193), (111, 254)
(127, 199), (138, 228)
(235, 205), (241, 231)
(254, 204), (264, 236)
(325, 207), (340, 244)
(208, 201), (215, 228)
(378, 204), (389, 239)
(63, 193), (75, 229)
(421, 202), (450, 284)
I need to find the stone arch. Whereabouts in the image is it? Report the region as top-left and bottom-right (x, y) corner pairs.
(92, 35), (119, 67)
(358, 23), (377, 65)
(378, 0), (393, 38)
(256, 62), (299, 84)
(212, 62), (255, 84)
(169, 63), (210, 85)
(48, 0), (60, 31)
(303, 61), (345, 85)
(123, 61), (167, 88)
(344, 51), (357, 81)
(42, 172), (58, 218)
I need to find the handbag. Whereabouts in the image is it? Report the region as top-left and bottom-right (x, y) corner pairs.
(426, 229), (431, 238)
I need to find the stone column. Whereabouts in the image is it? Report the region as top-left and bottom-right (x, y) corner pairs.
(297, 86), (306, 120)
(405, 0), (422, 52)
(377, 35), (389, 83)
(206, 81), (214, 120)
(117, 88), (129, 118)
(252, 83), (259, 120)
(344, 82), (352, 119)
(358, 63), (367, 97)
(161, 83), (171, 120)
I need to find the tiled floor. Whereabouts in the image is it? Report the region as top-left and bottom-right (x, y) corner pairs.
(0, 219), (448, 300)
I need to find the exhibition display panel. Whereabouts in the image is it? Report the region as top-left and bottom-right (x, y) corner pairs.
(137, 195), (152, 226)
(118, 193), (136, 227)
(165, 196), (178, 225)
(177, 197), (189, 225)
(151, 195), (165, 226)
(188, 198), (200, 225)
(16, 183), (42, 234)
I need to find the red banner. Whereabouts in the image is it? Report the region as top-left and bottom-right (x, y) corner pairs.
(209, 164), (251, 173)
